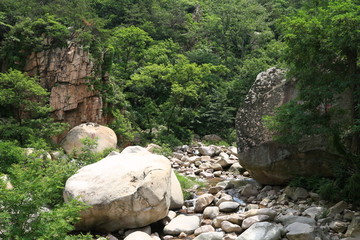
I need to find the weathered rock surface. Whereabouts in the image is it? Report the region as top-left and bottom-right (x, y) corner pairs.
(163, 215), (200, 235)
(169, 170), (184, 209)
(25, 43), (109, 142)
(285, 222), (315, 240)
(60, 122), (117, 155)
(63, 146), (172, 232)
(194, 193), (215, 213)
(345, 214), (360, 238)
(235, 67), (338, 184)
(236, 222), (283, 240)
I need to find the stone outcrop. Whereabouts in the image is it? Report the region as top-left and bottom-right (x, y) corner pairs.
(63, 146), (180, 232)
(60, 122), (117, 155)
(235, 67), (339, 184)
(24, 43), (108, 142)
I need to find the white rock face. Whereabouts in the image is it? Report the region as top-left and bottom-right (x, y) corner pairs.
(63, 146), (172, 232)
(163, 215), (200, 235)
(61, 122), (117, 155)
(236, 222), (283, 240)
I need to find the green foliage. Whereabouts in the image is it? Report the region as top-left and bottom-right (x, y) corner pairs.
(274, 0), (360, 147)
(150, 143), (173, 157)
(175, 172), (205, 200)
(1, 15), (70, 68)
(74, 137), (115, 166)
(0, 141), (24, 174)
(109, 109), (136, 146)
(0, 69), (66, 145)
(111, 26), (153, 80)
(267, 0), (360, 205)
(0, 148), (91, 239)
(154, 129), (185, 148)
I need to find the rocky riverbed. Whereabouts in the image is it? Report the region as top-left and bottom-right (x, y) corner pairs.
(104, 143), (360, 240)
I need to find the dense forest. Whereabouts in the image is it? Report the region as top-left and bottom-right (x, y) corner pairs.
(0, 0), (359, 239)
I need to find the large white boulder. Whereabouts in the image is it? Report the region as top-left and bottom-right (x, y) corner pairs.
(60, 122), (117, 155)
(63, 146), (173, 232)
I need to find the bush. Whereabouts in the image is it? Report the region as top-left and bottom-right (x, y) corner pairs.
(0, 149), (92, 239)
(0, 140), (24, 174)
(72, 137), (116, 167)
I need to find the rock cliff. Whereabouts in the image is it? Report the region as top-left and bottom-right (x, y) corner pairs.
(24, 43), (107, 142)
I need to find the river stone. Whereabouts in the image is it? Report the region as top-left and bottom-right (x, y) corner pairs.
(240, 183), (259, 197)
(219, 201), (240, 213)
(277, 215), (316, 227)
(221, 221), (242, 233)
(228, 162), (244, 174)
(163, 215), (200, 235)
(286, 222), (315, 240)
(194, 193), (215, 213)
(125, 226), (151, 237)
(236, 222), (283, 240)
(329, 220), (348, 233)
(242, 215), (270, 229)
(328, 201), (348, 217)
(303, 207), (326, 220)
(63, 147), (172, 232)
(213, 214), (245, 228)
(203, 206), (220, 219)
(193, 232), (225, 240)
(244, 208), (277, 221)
(235, 67), (338, 184)
(61, 122), (117, 156)
(124, 231), (152, 240)
(284, 186), (309, 201)
(198, 146), (216, 156)
(345, 214), (360, 238)
(194, 225), (215, 236)
(216, 195), (233, 206)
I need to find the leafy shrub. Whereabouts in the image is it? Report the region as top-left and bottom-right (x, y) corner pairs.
(71, 137), (116, 167)
(0, 140), (24, 174)
(150, 143), (173, 157)
(0, 69), (67, 145)
(175, 172), (205, 200)
(154, 129), (184, 149)
(0, 149), (92, 239)
(109, 109), (136, 147)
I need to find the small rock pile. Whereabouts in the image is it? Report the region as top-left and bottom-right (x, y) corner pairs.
(128, 143), (359, 240)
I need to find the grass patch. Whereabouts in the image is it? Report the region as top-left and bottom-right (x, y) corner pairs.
(175, 172), (206, 200)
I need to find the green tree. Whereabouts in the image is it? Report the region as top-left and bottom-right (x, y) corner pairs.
(0, 69), (65, 145)
(111, 26), (153, 80)
(129, 54), (228, 142)
(266, 0), (360, 204)
(272, 0), (360, 153)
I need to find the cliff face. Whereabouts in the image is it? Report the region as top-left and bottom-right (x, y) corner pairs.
(24, 43), (107, 142)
